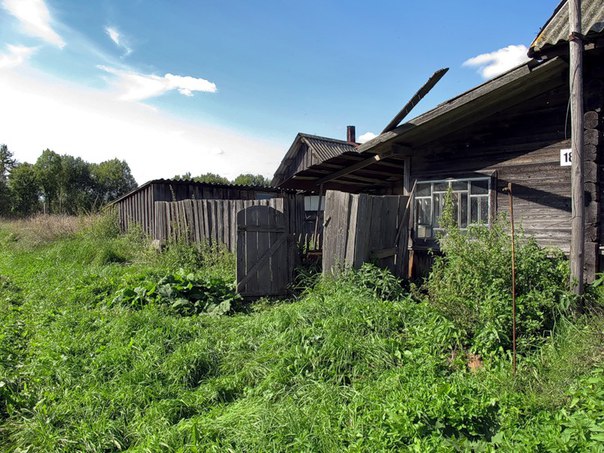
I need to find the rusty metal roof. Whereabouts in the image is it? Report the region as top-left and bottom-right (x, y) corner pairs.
(529, 0), (604, 57)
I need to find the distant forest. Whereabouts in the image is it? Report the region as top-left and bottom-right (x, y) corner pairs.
(0, 145), (273, 218)
(0, 144), (137, 217)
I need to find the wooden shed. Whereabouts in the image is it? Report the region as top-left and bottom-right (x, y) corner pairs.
(111, 179), (291, 236)
(274, 1), (604, 281)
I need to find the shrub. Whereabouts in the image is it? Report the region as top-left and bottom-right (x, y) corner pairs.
(111, 269), (240, 316)
(424, 192), (571, 356)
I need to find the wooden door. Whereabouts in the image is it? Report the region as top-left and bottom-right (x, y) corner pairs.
(236, 205), (293, 298)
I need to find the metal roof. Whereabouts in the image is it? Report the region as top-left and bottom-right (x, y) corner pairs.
(271, 133), (357, 187)
(110, 178), (289, 205)
(529, 0), (604, 57)
(300, 134), (357, 161)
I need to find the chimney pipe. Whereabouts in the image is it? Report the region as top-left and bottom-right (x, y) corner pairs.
(347, 125), (356, 143)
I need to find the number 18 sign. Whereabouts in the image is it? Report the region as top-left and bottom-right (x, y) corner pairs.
(560, 148), (572, 167)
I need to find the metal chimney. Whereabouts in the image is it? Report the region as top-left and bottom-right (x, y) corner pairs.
(346, 125), (356, 143)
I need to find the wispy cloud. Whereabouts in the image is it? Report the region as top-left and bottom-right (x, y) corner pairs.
(358, 132), (377, 144)
(463, 45), (529, 79)
(0, 68), (279, 184)
(98, 65), (217, 101)
(2, 0), (65, 48)
(0, 44), (37, 68)
(105, 25), (132, 56)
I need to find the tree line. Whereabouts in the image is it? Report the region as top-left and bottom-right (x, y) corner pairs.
(0, 145), (137, 217)
(174, 172), (272, 187)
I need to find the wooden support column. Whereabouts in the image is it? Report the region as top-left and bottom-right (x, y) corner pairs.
(583, 111), (601, 281)
(569, 0), (585, 294)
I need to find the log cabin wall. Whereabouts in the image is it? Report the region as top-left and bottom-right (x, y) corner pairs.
(411, 84), (571, 251)
(407, 55), (604, 280)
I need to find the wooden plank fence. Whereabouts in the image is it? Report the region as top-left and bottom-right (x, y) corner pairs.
(322, 191), (409, 277)
(155, 198), (287, 252)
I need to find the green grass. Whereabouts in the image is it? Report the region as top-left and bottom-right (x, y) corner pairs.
(1, 215), (604, 451)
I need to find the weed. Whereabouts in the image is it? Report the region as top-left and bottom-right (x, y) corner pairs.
(425, 195), (572, 356)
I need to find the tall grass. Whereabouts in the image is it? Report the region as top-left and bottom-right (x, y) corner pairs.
(1, 214), (603, 451)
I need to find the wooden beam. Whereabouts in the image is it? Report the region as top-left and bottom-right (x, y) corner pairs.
(315, 147), (409, 186)
(569, 0), (585, 294)
(382, 68), (449, 133)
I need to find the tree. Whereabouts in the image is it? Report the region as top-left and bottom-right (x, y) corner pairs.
(233, 173), (271, 187)
(0, 144), (17, 216)
(57, 155), (94, 214)
(0, 144), (16, 181)
(8, 163), (40, 216)
(34, 149), (62, 214)
(90, 159), (137, 206)
(192, 172), (230, 184)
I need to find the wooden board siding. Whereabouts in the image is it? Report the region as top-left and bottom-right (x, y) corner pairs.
(155, 198), (284, 252)
(322, 191), (408, 276)
(115, 181), (289, 236)
(154, 196), (322, 253)
(117, 184), (154, 235)
(410, 84), (574, 253)
(236, 204), (294, 297)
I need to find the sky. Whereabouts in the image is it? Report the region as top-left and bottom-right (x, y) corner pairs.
(0, 0), (562, 185)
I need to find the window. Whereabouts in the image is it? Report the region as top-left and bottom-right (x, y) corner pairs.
(304, 195), (325, 212)
(414, 177), (491, 239)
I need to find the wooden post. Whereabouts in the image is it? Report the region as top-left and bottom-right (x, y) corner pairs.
(507, 183), (517, 375)
(313, 184), (324, 246)
(569, 0), (585, 294)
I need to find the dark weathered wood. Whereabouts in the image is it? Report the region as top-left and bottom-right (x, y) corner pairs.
(569, 0), (585, 293)
(236, 204), (292, 297)
(382, 68), (449, 133)
(322, 191), (408, 276)
(314, 146), (411, 186)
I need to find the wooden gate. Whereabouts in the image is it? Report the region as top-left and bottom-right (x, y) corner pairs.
(236, 205), (294, 297)
(322, 191), (409, 277)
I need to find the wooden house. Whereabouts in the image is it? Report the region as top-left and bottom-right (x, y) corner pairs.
(111, 179), (290, 236)
(273, 0), (604, 280)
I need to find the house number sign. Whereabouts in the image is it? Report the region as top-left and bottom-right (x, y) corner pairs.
(560, 148), (572, 167)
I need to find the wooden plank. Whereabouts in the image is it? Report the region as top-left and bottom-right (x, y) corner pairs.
(382, 68), (449, 133)
(314, 147), (411, 186)
(344, 194), (360, 267)
(237, 234), (287, 292)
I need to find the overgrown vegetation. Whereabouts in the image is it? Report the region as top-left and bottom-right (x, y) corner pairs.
(1, 213), (603, 451)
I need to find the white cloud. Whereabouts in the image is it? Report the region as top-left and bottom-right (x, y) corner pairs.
(0, 44), (37, 68)
(0, 67), (281, 184)
(105, 25), (132, 56)
(98, 65), (217, 101)
(2, 0), (65, 48)
(463, 45), (529, 79)
(358, 132), (377, 144)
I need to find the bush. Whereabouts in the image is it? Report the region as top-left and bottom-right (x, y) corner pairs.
(424, 192), (572, 356)
(111, 269), (240, 316)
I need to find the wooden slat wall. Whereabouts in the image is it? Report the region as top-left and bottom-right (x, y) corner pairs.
(322, 191), (409, 276)
(118, 184), (155, 235)
(116, 182), (290, 236)
(154, 198), (287, 252)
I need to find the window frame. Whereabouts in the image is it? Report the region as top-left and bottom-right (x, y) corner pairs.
(413, 176), (493, 241)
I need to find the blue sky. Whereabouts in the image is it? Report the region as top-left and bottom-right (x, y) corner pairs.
(0, 0), (561, 183)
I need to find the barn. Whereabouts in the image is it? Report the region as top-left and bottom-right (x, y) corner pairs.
(272, 0), (604, 280)
(111, 179), (290, 236)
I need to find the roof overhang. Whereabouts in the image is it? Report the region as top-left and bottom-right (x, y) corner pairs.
(279, 57), (568, 193)
(529, 0), (604, 59)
